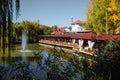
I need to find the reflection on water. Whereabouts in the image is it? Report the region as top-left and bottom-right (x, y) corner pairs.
(0, 44), (84, 80)
(0, 44), (42, 64)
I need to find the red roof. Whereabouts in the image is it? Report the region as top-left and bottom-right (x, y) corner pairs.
(71, 33), (96, 39)
(39, 33), (120, 41)
(96, 35), (120, 41)
(72, 20), (85, 25)
(71, 33), (120, 41)
(96, 35), (111, 41)
(52, 28), (64, 35)
(113, 35), (120, 40)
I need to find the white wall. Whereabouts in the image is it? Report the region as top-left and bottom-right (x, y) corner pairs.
(71, 24), (85, 32)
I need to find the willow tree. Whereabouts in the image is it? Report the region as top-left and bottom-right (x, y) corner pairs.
(0, 0), (20, 47)
(86, 0), (120, 35)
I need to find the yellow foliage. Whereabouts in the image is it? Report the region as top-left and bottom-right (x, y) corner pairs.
(113, 14), (118, 22)
(107, 0), (118, 13)
(115, 27), (120, 34)
(109, 0), (116, 6)
(107, 7), (113, 13)
(112, 6), (117, 11)
(110, 14), (118, 22)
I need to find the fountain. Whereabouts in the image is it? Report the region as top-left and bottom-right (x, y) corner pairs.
(18, 30), (32, 62)
(22, 30), (27, 51)
(19, 30), (31, 53)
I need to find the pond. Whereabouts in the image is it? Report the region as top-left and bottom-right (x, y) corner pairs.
(0, 43), (43, 64)
(0, 43), (85, 80)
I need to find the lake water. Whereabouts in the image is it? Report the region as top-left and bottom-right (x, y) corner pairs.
(0, 43), (85, 80)
(0, 43), (43, 64)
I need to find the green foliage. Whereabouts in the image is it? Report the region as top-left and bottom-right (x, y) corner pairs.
(13, 20), (52, 42)
(89, 40), (120, 80)
(0, 0), (20, 46)
(86, 0), (120, 35)
(104, 40), (120, 59)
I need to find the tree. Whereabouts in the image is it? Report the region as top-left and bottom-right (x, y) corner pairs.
(13, 20), (52, 42)
(86, 0), (120, 35)
(107, 0), (120, 34)
(102, 40), (120, 80)
(51, 25), (58, 31)
(0, 0), (20, 47)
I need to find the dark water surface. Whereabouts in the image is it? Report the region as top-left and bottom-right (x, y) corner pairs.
(0, 43), (84, 80)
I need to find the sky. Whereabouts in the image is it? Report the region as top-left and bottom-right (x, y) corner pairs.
(14, 0), (90, 27)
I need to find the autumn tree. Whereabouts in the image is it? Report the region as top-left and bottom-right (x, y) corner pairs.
(86, 0), (120, 35)
(107, 0), (120, 34)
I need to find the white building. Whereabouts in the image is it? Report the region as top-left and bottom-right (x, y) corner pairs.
(63, 27), (70, 32)
(71, 20), (90, 33)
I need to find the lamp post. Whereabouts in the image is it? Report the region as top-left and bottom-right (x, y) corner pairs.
(71, 16), (73, 23)
(70, 16), (73, 32)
